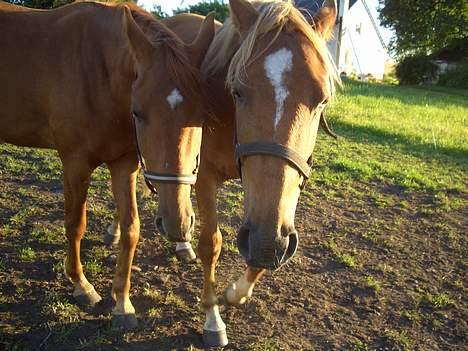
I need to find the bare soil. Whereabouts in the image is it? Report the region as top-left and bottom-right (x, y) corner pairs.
(0, 153), (466, 350)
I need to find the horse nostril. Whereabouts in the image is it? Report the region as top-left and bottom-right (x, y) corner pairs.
(189, 214), (195, 232)
(281, 231), (299, 264)
(237, 225), (250, 259)
(155, 216), (166, 237)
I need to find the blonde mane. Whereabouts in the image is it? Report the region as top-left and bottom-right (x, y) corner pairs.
(203, 0), (340, 98)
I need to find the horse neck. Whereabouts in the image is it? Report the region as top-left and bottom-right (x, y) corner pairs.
(203, 32), (240, 129)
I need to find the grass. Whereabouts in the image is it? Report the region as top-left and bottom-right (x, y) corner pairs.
(18, 247), (36, 261)
(42, 292), (81, 324)
(353, 339), (369, 351)
(249, 339), (281, 351)
(327, 239), (357, 268)
(313, 81), (467, 193)
(384, 329), (413, 350)
(31, 226), (60, 244)
(427, 293), (455, 309)
(364, 275), (381, 293)
(85, 258), (102, 277)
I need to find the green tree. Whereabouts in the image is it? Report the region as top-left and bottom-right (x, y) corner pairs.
(151, 4), (168, 19)
(378, 0), (468, 57)
(174, 0), (229, 22)
(4, 0), (73, 9)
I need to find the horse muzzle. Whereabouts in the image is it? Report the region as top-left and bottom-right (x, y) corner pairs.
(236, 224), (299, 270)
(155, 213), (195, 243)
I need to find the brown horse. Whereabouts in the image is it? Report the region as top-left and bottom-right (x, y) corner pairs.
(162, 0), (340, 346)
(0, 1), (214, 329)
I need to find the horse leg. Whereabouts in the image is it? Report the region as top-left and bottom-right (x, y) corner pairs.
(107, 153), (140, 330)
(62, 158), (102, 308)
(175, 240), (197, 263)
(223, 267), (266, 305)
(196, 174), (228, 347)
(104, 210), (121, 246)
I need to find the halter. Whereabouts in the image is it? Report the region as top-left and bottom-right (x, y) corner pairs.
(234, 112), (337, 190)
(132, 113), (199, 194)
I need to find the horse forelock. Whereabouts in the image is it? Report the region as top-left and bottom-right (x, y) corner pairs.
(203, 0), (340, 99)
(121, 2), (207, 110)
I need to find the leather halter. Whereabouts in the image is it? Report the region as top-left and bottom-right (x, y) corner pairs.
(235, 142), (312, 189)
(132, 113), (199, 194)
(234, 112), (336, 190)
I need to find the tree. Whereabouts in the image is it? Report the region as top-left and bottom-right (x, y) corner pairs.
(174, 0), (229, 22)
(151, 4), (168, 19)
(4, 0), (138, 9)
(378, 0), (468, 57)
(4, 0), (73, 9)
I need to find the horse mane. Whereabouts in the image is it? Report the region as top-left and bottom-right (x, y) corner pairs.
(203, 0), (340, 98)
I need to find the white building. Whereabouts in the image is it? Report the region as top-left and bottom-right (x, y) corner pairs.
(297, 0), (390, 79)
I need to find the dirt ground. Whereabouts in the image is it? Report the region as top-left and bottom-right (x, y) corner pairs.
(0, 148), (466, 350)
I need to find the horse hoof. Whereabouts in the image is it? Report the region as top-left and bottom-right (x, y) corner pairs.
(176, 248), (197, 263)
(74, 288), (102, 309)
(112, 313), (138, 331)
(203, 328), (228, 348)
(104, 232), (120, 247)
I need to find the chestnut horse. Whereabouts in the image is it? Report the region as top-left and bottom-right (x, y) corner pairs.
(162, 0), (340, 346)
(0, 1), (213, 329)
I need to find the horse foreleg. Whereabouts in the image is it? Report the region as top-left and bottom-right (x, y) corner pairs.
(104, 209), (121, 246)
(107, 153), (140, 331)
(62, 157), (101, 308)
(174, 240), (197, 262)
(223, 267), (266, 305)
(196, 175), (228, 347)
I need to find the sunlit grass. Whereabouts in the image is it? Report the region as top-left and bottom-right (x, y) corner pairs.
(312, 81), (468, 192)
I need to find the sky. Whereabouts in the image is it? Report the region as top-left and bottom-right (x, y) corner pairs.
(140, 0), (206, 14)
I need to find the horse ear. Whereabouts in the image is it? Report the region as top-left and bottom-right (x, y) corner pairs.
(311, 0), (337, 40)
(122, 5), (154, 68)
(186, 12), (216, 68)
(229, 0), (258, 35)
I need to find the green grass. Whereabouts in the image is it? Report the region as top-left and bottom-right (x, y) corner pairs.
(313, 81), (467, 192)
(42, 292), (81, 324)
(427, 292), (455, 309)
(18, 247), (36, 261)
(384, 329), (413, 350)
(364, 275), (381, 293)
(327, 239), (357, 268)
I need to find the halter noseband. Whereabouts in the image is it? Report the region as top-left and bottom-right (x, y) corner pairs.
(132, 113), (199, 194)
(234, 112), (336, 190)
(235, 142), (312, 189)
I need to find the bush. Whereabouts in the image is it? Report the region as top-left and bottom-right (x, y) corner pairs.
(396, 55), (438, 85)
(438, 60), (468, 89)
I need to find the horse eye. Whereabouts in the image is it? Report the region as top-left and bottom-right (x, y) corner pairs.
(133, 111), (143, 121)
(232, 89), (241, 101)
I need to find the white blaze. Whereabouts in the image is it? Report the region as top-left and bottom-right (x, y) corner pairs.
(264, 48), (293, 129)
(166, 88), (183, 110)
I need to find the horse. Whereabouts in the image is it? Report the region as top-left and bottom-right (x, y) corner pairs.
(161, 0), (340, 346)
(0, 1), (214, 330)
